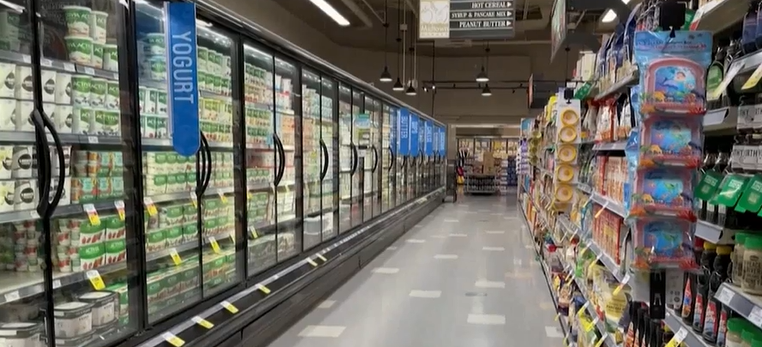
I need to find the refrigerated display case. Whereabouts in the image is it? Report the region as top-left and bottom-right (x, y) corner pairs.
(0, 1), (445, 347)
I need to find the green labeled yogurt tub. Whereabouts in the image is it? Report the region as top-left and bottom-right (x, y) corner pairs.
(63, 6), (91, 37)
(149, 56), (166, 81)
(103, 44), (119, 72)
(53, 301), (94, 338)
(91, 42), (104, 69)
(106, 80), (119, 110)
(89, 78), (107, 107)
(78, 291), (117, 326)
(146, 33), (166, 56)
(89, 11), (108, 44)
(64, 36), (93, 65)
(0, 10), (20, 42)
(71, 74), (91, 106)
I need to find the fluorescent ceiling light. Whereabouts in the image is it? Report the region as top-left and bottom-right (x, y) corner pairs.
(601, 0), (631, 23)
(310, 0), (350, 26)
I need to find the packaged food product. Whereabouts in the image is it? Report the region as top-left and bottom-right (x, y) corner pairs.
(64, 36), (93, 65)
(13, 65), (31, 100)
(89, 11), (108, 44)
(0, 322), (43, 347)
(79, 291), (117, 327)
(743, 236), (762, 295)
(63, 6), (91, 37)
(53, 301), (94, 338)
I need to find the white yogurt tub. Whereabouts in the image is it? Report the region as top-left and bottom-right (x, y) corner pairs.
(106, 80), (119, 110)
(13, 179), (37, 211)
(0, 98), (15, 130)
(55, 72), (72, 104)
(41, 69), (56, 102)
(0, 179), (13, 213)
(89, 11), (108, 44)
(91, 42), (104, 69)
(0, 322), (42, 347)
(0, 146), (12, 179)
(55, 105), (73, 133)
(64, 36), (93, 65)
(13, 65), (31, 100)
(71, 74), (91, 106)
(78, 291), (117, 327)
(0, 62), (16, 98)
(63, 6), (91, 37)
(14, 100), (33, 131)
(53, 301), (93, 338)
(103, 44), (118, 72)
(89, 78), (107, 108)
(0, 10), (20, 42)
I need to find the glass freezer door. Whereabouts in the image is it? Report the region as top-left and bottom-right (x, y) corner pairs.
(322, 78), (339, 241)
(350, 91), (363, 228)
(361, 96), (380, 222)
(381, 104), (392, 213)
(338, 84), (352, 234)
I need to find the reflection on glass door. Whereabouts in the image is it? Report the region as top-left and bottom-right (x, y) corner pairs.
(350, 91), (363, 228)
(361, 96), (372, 223)
(381, 104), (391, 213)
(394, 109), (405, 207)
(338, 84), (352, 234)
(323, 79), (338, 240)
(362, 97), (381, 220)
(273, 57), (300, 262)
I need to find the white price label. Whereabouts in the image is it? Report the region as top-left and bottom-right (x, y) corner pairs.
(716, 286), (735, 304)
(63, 63), (75, 72)
(673, 327), (689, 344)
(40, 58), (52, 67)
(87, 136), (98, 144)
(21, 55), (30, 63)
(621, 274), (632, 284)
(4, 291), (20, 302)
(750, 306), (762, 326)
(84, 67), (95, 75)
(29, 210), (40, 219)
(52, 280), (61, 289)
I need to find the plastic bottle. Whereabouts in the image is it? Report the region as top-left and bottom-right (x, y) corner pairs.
(702, 246), (733, 343)
(743, 236), (762, 295)
(705, 153), (723, 224)
(708, 40), (728, 110)
(733, 233), (749, 285)
(714, 152), (731, 227)
(744, 1), (760, 55)
(699, 152), (718, 221)
(693, 242), (717, 332)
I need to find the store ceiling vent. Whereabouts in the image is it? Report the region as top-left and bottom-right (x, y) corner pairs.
(435, 39), (473, 48)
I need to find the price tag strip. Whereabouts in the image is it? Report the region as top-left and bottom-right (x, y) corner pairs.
(209, 237), (221, 253)
(257, 284), (271, 294)
(86, 270), (105, 290)
(221, 300), (238, 314)
(316, 254), (327, 262)
(162, 332), (185, 347)
(83, 203), (100, 226)
(576, 301), (590, 316)
(749, 306), (762, 327)
(664, 327), (688, 347)
(192, 316), (214, 329)
(169, 248), (182, 266)
(594, 333), (608, 347)
(114, 200), (125, 221)
(716, 286), (735, 305)
(307, 258), (318, 267)
(612, 274), (632, 296)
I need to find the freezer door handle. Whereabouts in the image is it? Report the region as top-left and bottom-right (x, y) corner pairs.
(30, 110), (51, 217)
(319, 139), (329, 181)
(42, 111), (66, 216)
(197, 132), (212, 196)
(388, 146), (394, 173)
(273, 133), (285, 186)
(350, 143), (358, 176)
(371, 145), (378, 173)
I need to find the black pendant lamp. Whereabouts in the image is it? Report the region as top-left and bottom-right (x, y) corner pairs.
(405, 16), (416, 96)
(392, 0), (404, 91)
(379, 0), (392, 82)
(405, 81), (416, 95)
(475, 44), (490, 83)
(481, 83), (492, 96)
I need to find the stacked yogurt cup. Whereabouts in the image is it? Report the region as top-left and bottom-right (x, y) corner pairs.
(63, 6), (117, 72)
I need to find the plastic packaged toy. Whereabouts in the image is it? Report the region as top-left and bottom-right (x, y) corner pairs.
(638, 117), (703, 168)
(634, 31), (713, 116)
(629, 168), (696, 220)
(630, 217), (696, 269)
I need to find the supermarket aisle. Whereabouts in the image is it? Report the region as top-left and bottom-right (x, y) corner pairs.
(268, 195), (563, 347)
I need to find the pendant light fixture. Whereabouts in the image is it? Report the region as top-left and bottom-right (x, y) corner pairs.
(393, 0), (404, 92)
(379, 0), (392, 82)
(475, 44), (490, 83)
(405, 13), (417, 96)
(481, 84), (492, 96)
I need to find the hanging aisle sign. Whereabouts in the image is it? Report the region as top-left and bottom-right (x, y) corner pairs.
(439, 126), (446, 156)
(424, 121), (433, 157)
(398, 108), (409, 156)
(433, 125), (439, 157)
(165, 2), (200, 157)
(419, 0), (515, 40)
(409, 114), (420, 157)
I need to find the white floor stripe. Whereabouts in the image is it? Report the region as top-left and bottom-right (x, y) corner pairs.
(444, 219), (459, 223)
(485, 231), (505, 234)
(434, 254), (458, 259)
(298, 325), (346, 338)
(482, 246), (505, 252)
(431, 235), (447, 239)
(449, 233), (467, 237)
(467, 314), (506, 325)
(317, 300), (336, 309)
(386, 246), (398, 251)
(409, 290), (442, 298)
(372, 267), (400, 274)
(545, 326), (564, 338)
(475, 280), (505, 288)
(406, 239), (426, 243)
(414, 225), (423, 228)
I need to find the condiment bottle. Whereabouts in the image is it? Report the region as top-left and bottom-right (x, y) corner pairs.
(733, 233), (749, 285)
(715, 153), (733, 227)
(702, 245), (732, 343)
(693, 242), (717, 332)
(725, 318), (745, 347)
(681, 268), (698, 324)
(700, 152), (718, 221)
(743, 236), (762, 295)
(706, 153), (723, 224)
(708, 40), (728, 110)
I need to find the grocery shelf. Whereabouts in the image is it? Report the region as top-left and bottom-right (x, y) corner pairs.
(592, 142), (627, 151)
(594, 71), (639, 101)
(557, 215), (626, 283)
(142, 138), (234, 150)
(694, 220), (728, 245)
(691, 0), (748, 34)
(591, 193), (627, 218)
(0, 131), (124, 145)
(703, 107), (737, 133)
(664, 310), (712, 347)
(574, 277), (619, 347)
(577, 183), (593, 195)
(0, 48), (120, 81)
(714, 283), (762, 330)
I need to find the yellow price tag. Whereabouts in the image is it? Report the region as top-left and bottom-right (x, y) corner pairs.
(190, 192), (198, 208)
(743, 64), (762, 90)
(576, 302), (590, 316)
(221, 300), (238, 314)
(612, 274), (632, 296)
(594, 334), (608, 347)
(192, 316), (214, 329)
(162, 332), (185, 347)
(578, 243), (590, 255)
(565, 270), (574, 282)
(307, 258), (318, 267)
(588, 254), (602, 272)
(665, 328), (688, 347)
(219, 191), (228, 204)
(83, 204), (100, 226)
(209, 237), (221, 253)
(257, 284), (271, 294)
(144, 197), (158, 216)
(247, 192), (253, 200)
(585, 316), (599, 332)
(250, 227), (258, 239)
(594, 203), (607, 219)
(86, 270), (105, 290)
(114, 200), (125, 221)
(169, 248), (182, 266)
(316, 254), (327, 262)
(554, 313), (560, 321)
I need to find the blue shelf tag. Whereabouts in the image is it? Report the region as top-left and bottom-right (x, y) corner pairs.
(389, 107), (397, 153)
(398, 108), (409, 156)
(165, 2), (200, 157)
(409, 114), (419, 157)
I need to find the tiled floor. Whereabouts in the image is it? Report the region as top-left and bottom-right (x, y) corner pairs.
(267, 194), (563, 347)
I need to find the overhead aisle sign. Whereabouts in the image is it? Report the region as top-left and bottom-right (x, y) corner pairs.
(410, 114), (420, 157)
(398, 108), (409, 156)
(419, 0), (515, 40)
(424, 121), (433, 156)
(165, 2), (200, 156)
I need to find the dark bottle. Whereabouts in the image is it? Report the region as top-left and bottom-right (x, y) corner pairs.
(692, 242), (717, 332)
(707, 40), (728, 110)
(699, 152), (718, 221)
(724, 35), (743, 108)
(706, 153), (727, 225)
(702, 246), (732, 343)
(715, 152), (733, 227)
(744, 1), (760, 55)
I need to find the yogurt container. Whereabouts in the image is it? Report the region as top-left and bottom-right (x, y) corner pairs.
(41, 69), (56, 102)
(64, 36), (93, 65)
(72, 106), (94, 134)
(0, 180), (13, 212)
(106, 80), (119, 110)
(42, 103), (55, 124)
(138, 87), (147, 114)
(49, 177), (71, 206)
(103, 238), (125, 264)
(53, 301), (93, 338)
(0, 98), (15, 130)
(0, 62), (16, 98)
(55, 105), (73, 133)
(55, 72), (72, 104)
(94, 109), (119, 136)
(149, 57), (166, 81)
(13, 65), (31, 100)
(91, 42), (104, 69)
(157, 90), (167, 115)
(145, 33), (165, 56)
(14, 100), (33, 131)
(0, 322), (42, 347)
(0, 10), (20, 42)
(71, 74), (91, 106)
(89, 78), (107, 108)
(0, 146), (12, 179)
(89, 11), (108, 44)
(13, 179), (37, 211)
(103, 44), (118, 72)
(79, 291), (117, 326)
(63, 6), (91, 37)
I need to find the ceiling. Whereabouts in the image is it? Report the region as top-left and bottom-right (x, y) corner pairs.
(277, 0), (609, 56)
